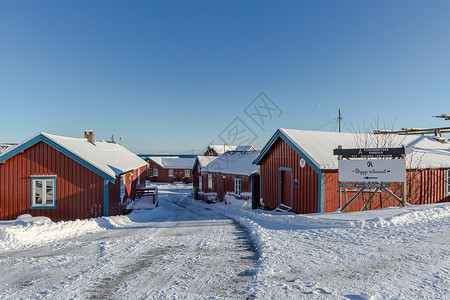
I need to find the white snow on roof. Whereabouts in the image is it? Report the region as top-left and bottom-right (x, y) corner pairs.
(196, 156), (218, 168)
(44, 133), (148, 178)
(202, 151), (261, 176)
(149, 157), (195, 169)
(278, 128), (450, 170)
(2, 132), (148, 179)
(0, 144), (17, 155)
(206, 145), (237, 155)
(235, 145), (256, 151)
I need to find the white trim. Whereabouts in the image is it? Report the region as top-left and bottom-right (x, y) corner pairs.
(31, 176), (56, 208)
(199, 176), (203, 191)
(208, 174), (213, 190)
(137, 168), (141, 186)
(234, 177), (242, 196)
(447, 169), (450, 196)
(184, 169), (190, 178)
(153, 168), (159, 177)
(168, 169), (174, 177)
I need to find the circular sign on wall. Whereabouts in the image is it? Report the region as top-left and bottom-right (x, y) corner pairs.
(300, 158), (306, 168)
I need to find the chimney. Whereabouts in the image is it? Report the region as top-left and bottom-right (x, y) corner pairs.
(84, 130), (95, 145)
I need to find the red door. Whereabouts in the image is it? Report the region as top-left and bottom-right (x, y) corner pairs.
(280, 170), (292, 207)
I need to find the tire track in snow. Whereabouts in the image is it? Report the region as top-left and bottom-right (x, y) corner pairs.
(86, 189), (258, 299)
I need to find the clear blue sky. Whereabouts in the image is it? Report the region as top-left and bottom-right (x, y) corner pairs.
(1, 0), (450, 154)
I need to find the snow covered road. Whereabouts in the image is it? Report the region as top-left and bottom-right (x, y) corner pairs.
(0, 185), (257, 299)
(1, 183), (449, 299)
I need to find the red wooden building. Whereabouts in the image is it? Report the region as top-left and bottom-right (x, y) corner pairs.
(198, 150), (260, 203)
(147, 156), (195, 183)
(191, 155), (217, 199)
(0, 131), (148, 222)
(253, 128), (450, 214)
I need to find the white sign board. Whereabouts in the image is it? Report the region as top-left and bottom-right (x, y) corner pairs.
(338, 159), (405, 182)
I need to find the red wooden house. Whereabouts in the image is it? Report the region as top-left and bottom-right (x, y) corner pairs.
(0, 131), (148, 222)
(191, 155), (217, 199)
(253, 128), (450, 214)
(199, 150), (260, 203)
(147, 156), (195, 183)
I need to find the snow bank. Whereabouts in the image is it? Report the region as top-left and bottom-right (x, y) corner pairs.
(201, 200), (450, 299)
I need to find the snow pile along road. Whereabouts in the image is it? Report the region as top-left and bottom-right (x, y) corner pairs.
(215, 199), (450, 299)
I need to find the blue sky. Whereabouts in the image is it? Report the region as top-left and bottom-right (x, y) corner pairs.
(1, 1), (450, 154)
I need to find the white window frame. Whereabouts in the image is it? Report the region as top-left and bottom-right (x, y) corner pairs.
(208, 174), (213, 190)
(184, 169), (190, 178)
(137, 168), (141, 186)
(120, 174), (126, 202)
(199, 176), (203, 190)
(447, 169), (450, 196)
(234, 177), (242, 197)
(168, 169), (174, 177)
(153, 168), (158, 177)
(31, 176), (57, 209)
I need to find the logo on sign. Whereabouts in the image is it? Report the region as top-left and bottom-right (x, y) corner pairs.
(367, 161), (373, 168)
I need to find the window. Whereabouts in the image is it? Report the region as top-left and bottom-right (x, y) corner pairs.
(234, 178), (242, 196)
(198, 165), (201, 173)
(447, 169), (450, 196)
(153, 168), (158, 177)
(168, 169), (174, 177)
(120, 175), (126, 202)
(137, 169), (141, 186)
(184, 169), (190, 177)
(199, 177), (203, 190)
(208, 174), (213, 190)
(31, 177), (56, 208)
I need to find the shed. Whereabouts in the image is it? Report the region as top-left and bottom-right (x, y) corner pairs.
(253, 128), (450, 213)
(199, 150), (260, 202)
(0, 131), (148, 221)
(191, 155), (217, 199)
(147, 156), (195, 183)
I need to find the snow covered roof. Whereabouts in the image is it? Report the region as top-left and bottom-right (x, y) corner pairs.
(202, 150), (261, 176)
(0, 143), (17, 155)
(254, 128), (450, 170)
(204, 145), (238, 156)
(148, 157), (195, 169)
(235, 145), (256, 151)
(0, 132), (148, 182)
(204, 145), (256, 156)
(196, 156), (218, 168)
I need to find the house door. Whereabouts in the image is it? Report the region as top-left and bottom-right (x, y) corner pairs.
(280, 170), (292, 207)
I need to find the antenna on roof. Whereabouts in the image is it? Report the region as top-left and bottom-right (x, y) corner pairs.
(339, 109), (342, 132)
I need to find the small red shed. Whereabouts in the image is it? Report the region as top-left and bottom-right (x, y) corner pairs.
(147, 156), (195, 183)
(191, 155), (217, 199)
(0, 131), (148, 221)
(253, 128), (450, 214)
(199, 150), (260, 203)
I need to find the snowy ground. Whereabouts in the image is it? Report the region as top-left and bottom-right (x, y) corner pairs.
(1, 183), (449, 299)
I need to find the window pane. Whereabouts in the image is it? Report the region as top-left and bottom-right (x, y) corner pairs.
(35, 181), (43, 204)
(46, 181), (54, 204)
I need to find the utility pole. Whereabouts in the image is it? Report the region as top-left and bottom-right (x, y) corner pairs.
(339, 109), (342, 133)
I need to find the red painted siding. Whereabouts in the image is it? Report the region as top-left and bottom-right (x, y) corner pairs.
(198, 172), (252, 202)
(259, 138), (318, 214)
(147, 161), (192, 183)
(0, 141), (104, 221)
(108, 165), (147, 216)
